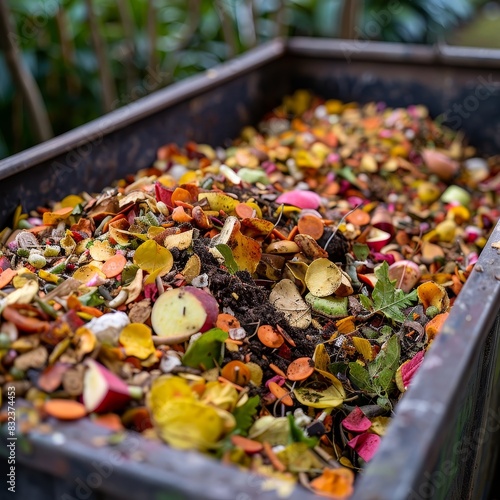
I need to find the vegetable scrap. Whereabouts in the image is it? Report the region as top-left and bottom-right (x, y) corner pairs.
(1, 90), (499, 498)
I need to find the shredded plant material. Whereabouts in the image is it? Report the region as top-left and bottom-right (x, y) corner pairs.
(1, 90), (499, 498)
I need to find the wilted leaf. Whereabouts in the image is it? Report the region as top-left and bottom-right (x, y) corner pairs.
(201, 380), (238, 411)
(89, 240), (116, 261)
(312, 344), (330, 372)
(228, 231), (261, 274)
(154, 398), (225, 451)
(133, 240), (173, 284)
(352, 337), (375, 361)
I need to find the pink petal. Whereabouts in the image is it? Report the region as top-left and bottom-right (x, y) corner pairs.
(342, 407), (372, 433)
(275, 190), (322, 210)
(401, 350), (425, 389)
(348, 432), (381, 462)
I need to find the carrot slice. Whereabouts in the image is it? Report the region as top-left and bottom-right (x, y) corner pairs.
(257, 325), (284, 349)
(263, 441), (287, 472)
(297, 214), (324, 240)
(43, 399), (87, 420)
(0, 268), (17, 289)
(276, 324), (296, 347)
(231, 435), (264, 454)
(102, 253), (127, 278)
(269, 363), (287, 379)
(221, 360), (251, 386)
(268, 382), (293, 406)
(235, 203), (254, 219)
(346, 208), (371, 226)
(287, 357), (314, 381)
(93, 413), (124, 431)
(216, 313), (241, 332)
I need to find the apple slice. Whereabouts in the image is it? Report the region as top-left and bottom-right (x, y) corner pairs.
(151, 286), (219, 343)
(366, 228), (392, 252)
(370, 206), (394, 236)
(388, 260), (421, 293)
(83, 359), (142, 413)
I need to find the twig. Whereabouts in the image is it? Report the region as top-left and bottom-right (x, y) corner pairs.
(0, 1), (53, 143)
(84, 0), (118, 112)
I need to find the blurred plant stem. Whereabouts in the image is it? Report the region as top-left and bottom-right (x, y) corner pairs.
(0, 0), (53, 143)
(84, 0), (117, 112)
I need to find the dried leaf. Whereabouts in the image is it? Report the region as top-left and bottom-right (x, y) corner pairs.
(269, 279), (311, 329)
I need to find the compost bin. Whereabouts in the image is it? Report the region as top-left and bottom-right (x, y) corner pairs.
(1, 38), (500, 500)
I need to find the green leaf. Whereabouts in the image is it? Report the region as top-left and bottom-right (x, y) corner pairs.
(215, 243), (239, 274)
(287, 414), (318, 448)
(359, 294), (374, 311)
(182, 328), (228, 370)
(79, 289), (105, 307)
(121, 264), (140, 286)
(368, 335), (400, 394)
(371, 261), (418, 323)
(232, 395), (260, 436)
(353, 242), (370, 261)
(348, 362), (375, 394)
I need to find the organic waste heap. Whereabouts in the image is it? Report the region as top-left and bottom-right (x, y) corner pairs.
(1, 90), (499, 498)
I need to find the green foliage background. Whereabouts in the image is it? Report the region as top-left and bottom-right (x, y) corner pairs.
(0, 0), (489, 160)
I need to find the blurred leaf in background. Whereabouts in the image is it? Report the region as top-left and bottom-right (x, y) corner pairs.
(0, 0), (486, 160)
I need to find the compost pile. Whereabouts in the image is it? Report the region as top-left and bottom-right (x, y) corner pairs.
(1, 90), (499, 498)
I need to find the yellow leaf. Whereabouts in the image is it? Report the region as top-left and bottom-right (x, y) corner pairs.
(293, 385), (344, 409)
(228, 231), (262, 274)
(43, 207), (74, 225)
(119, 323), (155, 360)
(61, 195), (84, 208)
(313, 344), (331, 372)
(72, 264), (106, 283)
(305, 258), (342, 297)
(352, 337), (375, 361)
(89, 240), (116, 261)
(133, 240), (173, 284)
(198, 192), (239, 214)
(201, 380), (238, 411)
(370, 416), (391, 436)
(153, 398), (225, 451)
(148, 376), (195, 416)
